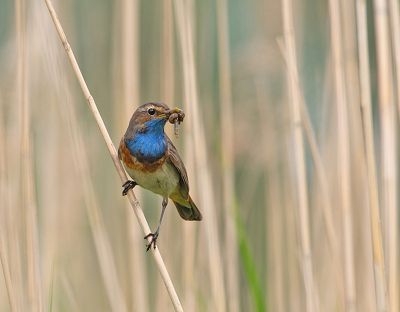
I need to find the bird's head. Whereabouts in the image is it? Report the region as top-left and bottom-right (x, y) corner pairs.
(125, 102), (182, 138)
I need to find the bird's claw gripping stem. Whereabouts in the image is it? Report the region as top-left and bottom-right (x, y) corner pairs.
(144, 230), (159, 251)
(122, 180), (137, 196)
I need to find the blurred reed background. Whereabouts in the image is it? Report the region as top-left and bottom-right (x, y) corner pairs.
(0, 0), (399, 311)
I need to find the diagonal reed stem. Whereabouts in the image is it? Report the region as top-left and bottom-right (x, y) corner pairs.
(42, 1), (183, 311)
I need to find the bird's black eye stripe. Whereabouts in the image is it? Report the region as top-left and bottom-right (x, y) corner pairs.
(148, 108), (155, 115)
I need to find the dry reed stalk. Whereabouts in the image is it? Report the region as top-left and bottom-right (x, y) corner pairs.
(342, 1), (376, 310)
(121, 1), (149, 311)
(161, 2), (193, 306)
(281, 0), (319, 310)
(160, 2), (195, 310)
(0, 99), (13, 310)
(73, 163), (129, 312)
(355, 1), (389, 310)
(276, 37), (345, 308)
(283, 150), (304, 311)
(49, 13), (131, 312)
(387, 0), (400, 310)
(161, 0), (175, 108)
(28, 145), (45, 312)
(43, 1), (184, 311)
(255, 78), (285, 312)
(0, 99), (7, 218)
(0, 78), (9, 257)
(216, 0), (240, 311)
(183, 141), (197, 312)
(127, 211), (149, 311)
(182, 146), (197, 312)
(24, 137), (44, 312)
(373, 0), (398, 310)
(173, 0), (227, 310)
(12, 0), (26, 308)
(161, 1), (197, 309)
(55, 81), (129, 312)
(389, 0), (400, 126)
(122, 0), (140, 114)
(328, 0), (357, 310)
(0, 228), (17, 312)
(16, 0), (45, 310)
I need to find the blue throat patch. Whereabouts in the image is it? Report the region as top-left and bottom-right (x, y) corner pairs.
(126, 118), (168, 163)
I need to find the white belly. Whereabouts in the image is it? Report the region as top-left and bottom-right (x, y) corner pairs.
(125, 161), (180, 198)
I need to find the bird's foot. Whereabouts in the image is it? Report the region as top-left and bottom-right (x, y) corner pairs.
(122, 180), (137, 196)
(144, 230), (159, 252)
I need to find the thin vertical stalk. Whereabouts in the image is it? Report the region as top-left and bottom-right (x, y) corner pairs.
(0, 97), (14, 312)
(17, 0), (44, 310)
(0, 228), (17, 312)
(182, 145), (196, 312)
(24, 138), (44, 312)
(161, 0), (175, 107)
(121, 1), (149, 311)
(373, 0), (398, 310)
(255, 78), (285, 312)
(43, 1), (183, 311)
(36, 3), (128, 309)
(48, 37), (129, 312)
(70, 127), (129, 312)
(49, 59), (131, 312)
(164, 3), (197, 309)
(13, 0), (26, 307)
(355, 1), (389, 310)
(173, 0), (227, 310)
(122, 0), (140, 114)
(284, 149), (304, 311)
(216, 0), (240, 311)
(281, 0), (319, 310)
(342, 0), (376, 310)
(277, 36), (345, 308)
(388, 0), (400, 127)
(328, 0), (357, 310)
(160, 0), (196, 309)
(387, 0), (400, 310)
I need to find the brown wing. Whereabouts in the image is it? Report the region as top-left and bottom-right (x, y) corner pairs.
(166, 135), (189, 200)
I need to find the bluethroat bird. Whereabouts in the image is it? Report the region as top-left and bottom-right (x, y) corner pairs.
(118, 102), (202, 251)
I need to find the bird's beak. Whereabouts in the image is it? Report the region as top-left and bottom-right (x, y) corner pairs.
(157, 113), (168, 119)
(157, 108), (176, 119)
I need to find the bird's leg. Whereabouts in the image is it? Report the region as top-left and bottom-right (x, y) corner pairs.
(145, 197), (168, 251)
(122, 180), (137, 196)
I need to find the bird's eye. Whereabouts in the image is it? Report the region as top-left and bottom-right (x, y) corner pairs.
(148, 108), (155, 115)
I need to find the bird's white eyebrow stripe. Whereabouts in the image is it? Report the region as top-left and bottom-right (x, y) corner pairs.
(138, 105), (167, 113)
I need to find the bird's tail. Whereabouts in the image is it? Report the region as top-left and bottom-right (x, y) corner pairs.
(173, 196), (202, 221)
